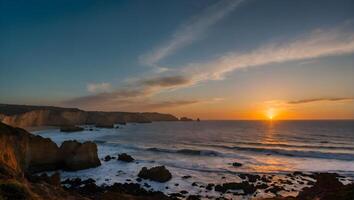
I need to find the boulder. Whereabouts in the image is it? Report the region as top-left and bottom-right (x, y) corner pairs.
(118, 153), (134, 162)
(59, 140), (101, 171)
(232, 162), (243, 167)
(138, 166), (172, 182)
(215, 181), (257, 195)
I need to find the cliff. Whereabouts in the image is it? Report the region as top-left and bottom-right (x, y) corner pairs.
(141, 112), (178, 121)
(0, 122), (170, 200)
(0, 104), (179, 128)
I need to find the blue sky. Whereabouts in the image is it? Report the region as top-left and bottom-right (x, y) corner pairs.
(1, 0), (354, 119)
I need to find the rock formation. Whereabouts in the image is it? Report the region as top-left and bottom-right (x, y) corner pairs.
(59, 140), (101, 171)
(0, 122), (101, 174)
(117, 153), (134, 162)
(138, 166), (172, 182)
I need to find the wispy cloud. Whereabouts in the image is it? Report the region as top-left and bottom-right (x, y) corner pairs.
(288, 97), (354, 105)
(87, 82), (112, 93)
(64, 24), (354, 111)
(182, 24), (354, 81)
(140, 0), (243, 66)
(140, 75), (192, 88)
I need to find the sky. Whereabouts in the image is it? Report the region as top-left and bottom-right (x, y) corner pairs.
(1, 0), (354, 120)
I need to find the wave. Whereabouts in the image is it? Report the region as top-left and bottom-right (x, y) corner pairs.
(145, 146), (354, 161)
(197, 141), (354, 151)
(147, 147), (224, 157)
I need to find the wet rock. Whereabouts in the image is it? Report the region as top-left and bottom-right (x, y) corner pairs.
(169, 193), (185, 198)
(136, 178), (142, 182)
(192, 182), (198, 186)
(187, 195), (201, 200)
(256, 183), (268, 190)
(138, 166), (172, 182)
(118, 153), (135, 162)
(206, 183), (214, 190)
(174, 183), (179, 186)
(104, 155), (113, 162)
(215, 181), (256, 195)
(143, 183), (151, 188)
(296, 173), (354, 200)
(239, 174), (260, 182)
(182, 175), (192, 179)
(232, 162), (243, 167)
(60, 126), (84, 133)
(265, 185), (284, 194)
(180, 190), (188, 194)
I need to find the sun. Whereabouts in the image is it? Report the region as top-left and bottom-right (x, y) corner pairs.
(266, 108), (276, 120)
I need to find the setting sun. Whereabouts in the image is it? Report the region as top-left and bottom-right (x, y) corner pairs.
(266, 108), (276, 120)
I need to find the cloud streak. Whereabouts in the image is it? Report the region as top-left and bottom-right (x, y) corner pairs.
(288, 97), (354, 105)
(182, 24), (354, 81)
(140, 0), (243, 66)
(64, 24), (354, 111)
(87, 82), (112, 93)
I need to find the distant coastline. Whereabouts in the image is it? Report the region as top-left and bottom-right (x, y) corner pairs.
(0, 103), (197, 128)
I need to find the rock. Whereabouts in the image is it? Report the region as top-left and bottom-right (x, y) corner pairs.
(206, 184), (214, 190)
(95, 123), (114, 128)
(138, 166), (172, 182)
(239, 174), (260, 182)
(296, 173), (354, 200)
(215, 182), (256, 195)
(104, 155), (112, 162)
(180, 117), (193, 121)
(27, 135), (61, 173)
(265, 185), (284, 194)
(60, 126), (84, 132)
(180, 190), (188, 194)
(187, 195), (201, 200)
(182, 175), (192, 179)
(117, 153), (134, 162)
(59, 140), (101, 171)
(232, 162), (243, 167)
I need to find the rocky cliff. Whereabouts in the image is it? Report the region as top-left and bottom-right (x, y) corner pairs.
(0, 104), (179, 128)
(0, 122), (170, 200)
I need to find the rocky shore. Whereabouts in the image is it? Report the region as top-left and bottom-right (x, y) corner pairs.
(1, 121), (353, 200)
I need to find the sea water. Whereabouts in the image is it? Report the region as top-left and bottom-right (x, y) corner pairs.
(33, 120), (354, 199)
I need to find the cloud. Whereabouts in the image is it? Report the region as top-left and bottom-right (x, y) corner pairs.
(140, 0), (243, 66)
(63, 75), (194, 110)
(288, 97), (354, 105)
(140, 75), (191, 87)
(64, 24), (354, 111)
(138, 100), (200, 110)
(87, 82), (112, 93)
(181, 24), (354, 81)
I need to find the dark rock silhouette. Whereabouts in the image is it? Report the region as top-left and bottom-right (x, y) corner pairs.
(138, 166), (172, 182)
(118, 153), (135, 162)
(60, 126), (84, 132)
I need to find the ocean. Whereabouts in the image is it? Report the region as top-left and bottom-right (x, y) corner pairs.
(33, 120), (354, 199)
